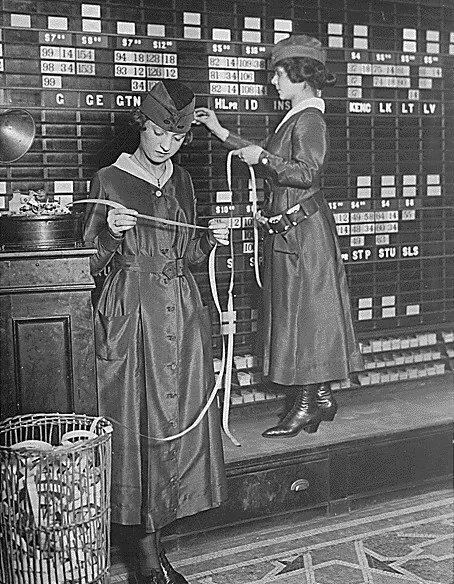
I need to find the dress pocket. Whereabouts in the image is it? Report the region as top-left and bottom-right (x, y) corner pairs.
(273, 230), (300, 255)
(95, 312), (132, 360)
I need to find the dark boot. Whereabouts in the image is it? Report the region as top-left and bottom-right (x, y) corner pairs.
(316, 383), (338, 422)
(277, 386), (298, 421)
(159, 549), (188, 584)
(262, 384), (322, 438)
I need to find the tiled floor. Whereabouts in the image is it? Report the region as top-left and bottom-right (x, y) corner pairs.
(110, 488), (454, 584)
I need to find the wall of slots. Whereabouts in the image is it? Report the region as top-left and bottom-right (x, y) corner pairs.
(0, 0), (453, 397)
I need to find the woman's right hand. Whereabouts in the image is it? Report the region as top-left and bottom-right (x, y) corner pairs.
(194, 107), (228, 141)
(107, 207), (138, 237)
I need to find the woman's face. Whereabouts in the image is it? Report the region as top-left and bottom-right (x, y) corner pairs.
(271, 66), (300, 101)
(140, 119), (186, 163)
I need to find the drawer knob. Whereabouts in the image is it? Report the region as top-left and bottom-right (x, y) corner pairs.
(291, 479), (309, 491)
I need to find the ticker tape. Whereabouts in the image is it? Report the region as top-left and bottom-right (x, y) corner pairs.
(248, 157), (264, 290)
(69, 190), (242, 447)
(215, 151), (263, 444)
(219, 151), (240, 446)
(70, 152), (263, 447)
(69, 198), (209, 231)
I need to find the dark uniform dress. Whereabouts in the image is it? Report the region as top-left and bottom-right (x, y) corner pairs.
(84, 153), (227, 532)
(224, 98), (363, 386)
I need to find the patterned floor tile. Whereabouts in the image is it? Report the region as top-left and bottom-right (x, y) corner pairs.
(110, 489), (454, 584)
(194, 561), (280, 584)
(400, 523), (453, 537)
(276, 554), (305, 573)
(421, 536), (454, 558)
(398, 558), (453, 584)
(367, 553), (406, 574)
(364, 533), (433, 557)
(370, 572), (420, 583)
(313, 563), (366, 584)
(310, 541), (361, 565)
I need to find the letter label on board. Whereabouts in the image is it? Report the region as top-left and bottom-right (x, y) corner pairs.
(423, 103), (436, 114)
(401, 245), (420, 257)
(401, 102), (415, 114)
(378, 247), (397, 259)
(352, 249), (372, 260)
(379, 102), (393, 113)
(245, 99), (258, 110)
(116, 95), (141, 108)
(349, 101), (372, 113)
(86, 94), (104, 106)
(214, 98), (238, 110)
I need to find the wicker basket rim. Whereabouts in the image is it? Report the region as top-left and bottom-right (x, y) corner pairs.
(0, 413), (113, 454)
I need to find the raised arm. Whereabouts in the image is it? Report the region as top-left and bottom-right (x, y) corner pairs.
(261, 111), (328, 188)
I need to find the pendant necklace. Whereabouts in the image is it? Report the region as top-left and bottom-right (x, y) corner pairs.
(133, 152), (167, 197)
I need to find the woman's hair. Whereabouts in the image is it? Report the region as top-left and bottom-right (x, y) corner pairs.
(131, 110), (193, 146)
(275, 57), (336, 90)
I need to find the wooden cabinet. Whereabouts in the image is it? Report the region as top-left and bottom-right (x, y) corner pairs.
(187, 455), (330, 531)
(0, 248), (98, 419)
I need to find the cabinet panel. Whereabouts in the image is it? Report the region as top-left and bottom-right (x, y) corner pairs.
(348, 432), (453, 495)
(0, 249), (97, 420)
(13, 316), (73, 413)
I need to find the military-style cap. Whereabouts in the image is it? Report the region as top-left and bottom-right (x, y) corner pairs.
(270, 34), (326, 67)
(139, 80), (195, 134)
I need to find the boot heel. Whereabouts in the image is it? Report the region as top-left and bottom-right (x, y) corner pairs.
(321, 409), (336, 422)
(303, 422), (320, 434)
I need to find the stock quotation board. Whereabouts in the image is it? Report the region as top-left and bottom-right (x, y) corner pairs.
(0, 0), (453, 391)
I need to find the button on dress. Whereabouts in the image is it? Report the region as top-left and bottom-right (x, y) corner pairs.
(84, 154), (227, 531)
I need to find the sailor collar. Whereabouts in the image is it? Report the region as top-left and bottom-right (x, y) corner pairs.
(113, 152), (173, 189)
(275, 97), (325, 133)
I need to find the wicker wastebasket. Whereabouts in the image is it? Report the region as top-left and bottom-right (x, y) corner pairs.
(0, 413), (112, 584)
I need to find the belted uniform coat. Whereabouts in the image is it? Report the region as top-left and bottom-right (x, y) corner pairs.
(224, 98), (363, 385)
(84, 153), (227, 532)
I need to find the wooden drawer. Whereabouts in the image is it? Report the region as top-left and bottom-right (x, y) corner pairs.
(0, 256), (93, 290)
(224, 457), (329, 522)
(172, 456), (329, 534)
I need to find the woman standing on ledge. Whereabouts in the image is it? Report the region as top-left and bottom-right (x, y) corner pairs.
(84, 80), (228, 584)
(195, 35), (363, 439)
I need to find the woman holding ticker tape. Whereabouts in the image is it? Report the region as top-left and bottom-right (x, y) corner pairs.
(84, 80), (228, 584)
(195, 34), (363, 439)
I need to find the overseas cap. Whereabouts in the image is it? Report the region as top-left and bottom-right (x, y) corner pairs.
(139, 80), (195, 133)
(270, 34), (326, 67)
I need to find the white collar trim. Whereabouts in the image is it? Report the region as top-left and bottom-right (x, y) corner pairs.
(113, 153), (173, 187)
(275, 97), (325, 133)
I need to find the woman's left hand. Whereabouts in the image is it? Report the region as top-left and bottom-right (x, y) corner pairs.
(208, 219), (229, 246)
(254, 210), (268, 227)
(231, 145), (264, 166)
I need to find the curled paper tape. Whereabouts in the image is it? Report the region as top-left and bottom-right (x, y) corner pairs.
(60, 429), (98, 446)
(10, 440), (53, 451)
